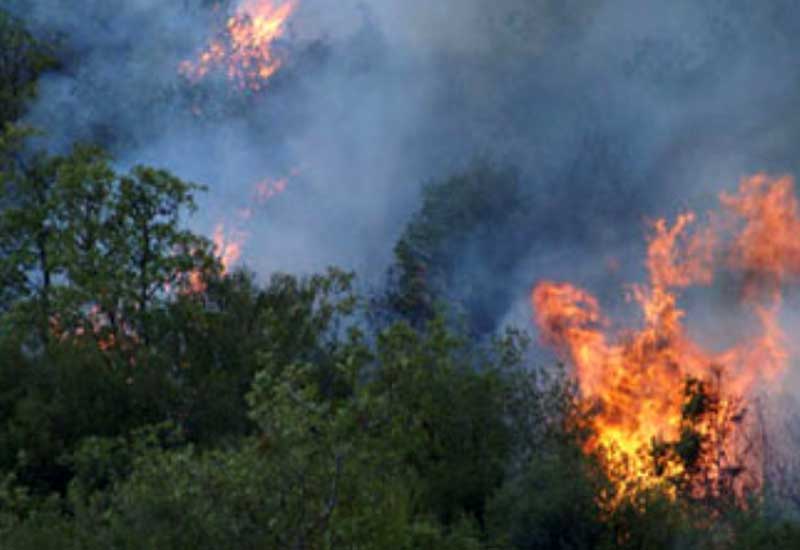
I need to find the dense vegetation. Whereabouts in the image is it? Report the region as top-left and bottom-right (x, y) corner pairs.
(2, 7), (800, 549)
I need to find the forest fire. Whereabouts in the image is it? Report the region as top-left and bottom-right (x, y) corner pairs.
(532, 174), (800, 503)
(179, 0), (297, 91)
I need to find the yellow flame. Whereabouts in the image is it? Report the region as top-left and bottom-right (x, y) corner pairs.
(180, 0), (298, 91)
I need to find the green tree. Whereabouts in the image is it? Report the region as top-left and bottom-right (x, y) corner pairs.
(0, 127), (214, 499)
(101, 165), (213, 346)
(386, 159), (532, 335)
(0, 126), (217, 352)
(153, 268), (358, 445)
(0, 126), (65, 343)
(0, 10), (56, 126)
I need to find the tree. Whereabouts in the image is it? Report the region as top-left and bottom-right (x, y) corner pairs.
(0, 10), (56, 126)
(152, 268), (359, 446)
(101, 165), (213, 346)
(650, 375), (759, 512)
(385, 159), (532, 336)
(0, 126), (66, 343)
(0, 128), (217, 499)
(0, 126), (217, 353)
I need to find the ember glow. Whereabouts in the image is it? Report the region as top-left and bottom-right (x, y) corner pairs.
(180, 0), (298, 91)
(51, 304), (139, 357)
(532, 174), (800, 501)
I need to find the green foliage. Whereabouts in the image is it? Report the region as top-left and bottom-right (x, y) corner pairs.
(0, 338), (177, 496)
(603, 490), (705, 550)
(727, 509), (800, 549)
(150, 267), (358, 445)
(242, 312), (520, 545)
(386, 159), (532, 334)
(488, 432), (605, 549)
(486, 361), (609, 550)
(0, 303), (536, 548)
(0, 127), (217, 348)
(0, 10), (57, 126)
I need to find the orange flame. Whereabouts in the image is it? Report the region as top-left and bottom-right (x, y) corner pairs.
(213, 222), (247, 274)
(180, 0), (298, 91)
(185, 269), (209, 294)
(51, 304), (139, 357)
(532, 174), (799, 501)
(182, 170), (297, 292)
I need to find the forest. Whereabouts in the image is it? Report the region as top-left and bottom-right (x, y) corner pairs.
(3, 2), (800, 548)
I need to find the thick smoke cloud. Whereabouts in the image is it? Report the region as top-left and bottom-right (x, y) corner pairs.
(12, 0), (800, 328)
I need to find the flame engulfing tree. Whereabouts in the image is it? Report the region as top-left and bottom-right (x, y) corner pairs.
(532, 174), (800, 505)
(653, 375), (759, 508)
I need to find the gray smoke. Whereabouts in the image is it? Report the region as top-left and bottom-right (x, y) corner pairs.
(12, 0), (800, 324)
(14, 2), (800, 502)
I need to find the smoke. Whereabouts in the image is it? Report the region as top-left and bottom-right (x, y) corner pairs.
(12, 0), (800, 511)
(12, 0), (800, 326)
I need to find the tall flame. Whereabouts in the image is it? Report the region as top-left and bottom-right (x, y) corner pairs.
(180, 0), (298, 91)
(532, 174), (800, 501)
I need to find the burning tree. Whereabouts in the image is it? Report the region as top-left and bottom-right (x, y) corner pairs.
(180, 0), (297, 92)
(532, 173), (800, 508)
(651, 374), (762, 510)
